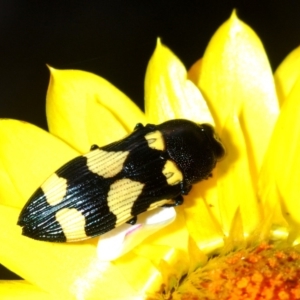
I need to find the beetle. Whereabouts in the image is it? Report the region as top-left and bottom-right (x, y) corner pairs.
(18, 119), (225, 242)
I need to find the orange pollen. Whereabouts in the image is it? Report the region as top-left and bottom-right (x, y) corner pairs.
(171, 243), (300, 300)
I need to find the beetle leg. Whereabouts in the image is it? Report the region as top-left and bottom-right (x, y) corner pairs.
(126, 216), (137, 225)
(163, 195), (184, 207)
(173, 195), (184, 206)
(180, 182), (192, 195)
(205, 173), (213, 179)
(90, 144), (100, 151)
(145, 123), (156, 130)
(134, 123), (144, 131)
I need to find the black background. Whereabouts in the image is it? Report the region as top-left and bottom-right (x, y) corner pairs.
(1, 0), (300, 280)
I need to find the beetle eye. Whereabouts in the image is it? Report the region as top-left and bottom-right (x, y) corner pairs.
(199, 124), (225, 160)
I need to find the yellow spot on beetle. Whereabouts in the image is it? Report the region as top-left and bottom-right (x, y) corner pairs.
(144, 130), (165, 151)
(163, 160), (183, 185)
(85, 149), (129, 178)
(107, 179), (144, 226)
(42, 173), (68, 206)
(55, 208), (87, 241)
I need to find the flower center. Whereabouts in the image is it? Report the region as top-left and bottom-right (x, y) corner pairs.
(161, 243), (300, 300)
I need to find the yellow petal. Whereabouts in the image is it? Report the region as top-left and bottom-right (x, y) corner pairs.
(0, 205), (145, 299)
(0, 119), (78, 208)
(46, 68), (146, 153)
(134, 244), (186, 270)
(275, 46), (300, 105)
(259, 77), (300, 236)
(197, 10), (279, 174)
(187, 58), (202, 84)
(183, 178), (224, 253)
(187, 237), (207, 273)
(145, 39), (214, 125)
(145, 208), (189, 253)
(190, 11), (274, 235)
(0, 281), (54, 300)
(114, 252), (162, 295)
(218, 114), (261, 235)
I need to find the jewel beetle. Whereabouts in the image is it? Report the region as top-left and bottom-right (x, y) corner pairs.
(18, 119), (225, 242)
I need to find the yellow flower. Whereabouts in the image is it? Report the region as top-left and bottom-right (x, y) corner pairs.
(1, 10), (300, 299)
